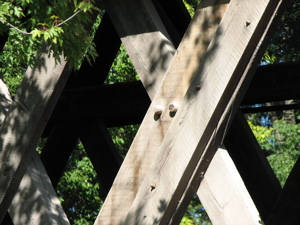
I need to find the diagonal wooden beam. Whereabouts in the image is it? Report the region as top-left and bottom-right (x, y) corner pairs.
(224, 112), (282, 221)
(0, 49), (70, 222)
(197, 148), (260, 225)
(41, 122), (79, 188)
(8, 152), (70, 225)
(41, 11), (121, 189)
(265, 157), (300, 225)
(0, 74), (70, 224)
(102, 0), (175, 99)
(118, 0), (287, 224)
(79, 119), (122, 198)
(93, 0), (273, 224)
(152, 0), (190, 47)
(94, 1), (256, 225)
(94, 0), (227, 223)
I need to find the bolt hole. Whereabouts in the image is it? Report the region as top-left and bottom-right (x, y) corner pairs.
(150, 185), (156, 191)
(154, 110), (162, 121)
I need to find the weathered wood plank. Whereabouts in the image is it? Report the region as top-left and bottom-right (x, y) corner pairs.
(121, 0), (285, 224)
(0, 77), (16, 225)
(102, 0), (175, 99)
(198, 149), (260, 225)
(0, 49), (70, 222)
(224, 112), (282, 221)
(265, 158), (300, 225)
(9, 152), (70, 225)
(94, 1), (228, 225)
(0, 75), (69, 224)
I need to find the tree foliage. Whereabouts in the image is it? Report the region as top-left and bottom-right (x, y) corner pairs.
(0, 0), (99, 94)
(57, 143), (102, 225)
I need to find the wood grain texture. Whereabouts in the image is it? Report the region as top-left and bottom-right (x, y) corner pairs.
(102, 0), (175, 99)
(0, 76), (70, 225)
(122, 0), (282, 224)
(8, 152), (70, 225)
(198, 149), (260, 225)
(95, 1), (228, 225)
(0, 49), (70, 222)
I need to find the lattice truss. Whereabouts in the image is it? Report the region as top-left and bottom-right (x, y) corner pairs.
(0, 0), (299, 224)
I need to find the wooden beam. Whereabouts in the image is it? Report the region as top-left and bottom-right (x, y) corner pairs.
(44, 12), (121, 136)
(41, 122), (79, 187)
(0, 77), (16, 225)
(224, 112), (282, 221)
(241, 103), (300, 113)
(0, 73), (69, 224)
(45, 81), (150, 129)
(44, 61), (300, 129)
(265, 158), (300, 225)
(243, 62), (300, 105)
(64, 13), (121, 89)
(79, 119), (122, 198)
(41, 11), (121, 187)
(198, 149), (260, 225)
(94, 1), (229, 224)
(119, 0), (286, 224)
(8, 152), (70, 225)
(102, 0), (176, 99)
(0, 49), (70, 222)
(152, 0), (190, 47)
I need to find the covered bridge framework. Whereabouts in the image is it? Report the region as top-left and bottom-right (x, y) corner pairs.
(0, 0), (299, 224)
